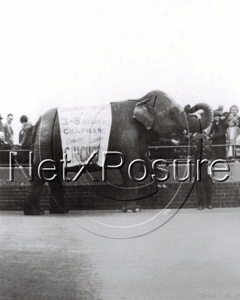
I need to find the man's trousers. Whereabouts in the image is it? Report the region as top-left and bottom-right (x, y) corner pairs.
(195, 174), (213, 207)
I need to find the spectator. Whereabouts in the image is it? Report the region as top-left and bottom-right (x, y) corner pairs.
(206, 105), (224, 135)
(209, 109), (226, 159)
(0, 132), (11, 151)
(229, 105), (240, 127)
(236, 133), (240, 157)
(225, 117), (240, 158)
(221, 111), (230, 129)
(18, 115), (33, 149)
(190, 132), (215, 210)
(3, 113), (14, 147)
(0, 132), (13, 165)
(0, 114), (4, 132)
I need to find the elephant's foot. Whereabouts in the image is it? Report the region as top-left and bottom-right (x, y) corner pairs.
(23, 203), (44, 215)
(49, 207), (68, 214)
(122, 204), (141, 213)
(157, 183), (167, 188)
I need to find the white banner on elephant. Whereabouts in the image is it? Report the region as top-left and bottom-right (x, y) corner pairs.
(58, 103), (112, 168)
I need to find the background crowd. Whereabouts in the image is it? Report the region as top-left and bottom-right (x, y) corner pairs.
(0, 104), (240, 161)
(0, 106), (238, 210)
(150, 104), (240, 161)
(206, 104), (240, 159)
(0, 114), (33, 151)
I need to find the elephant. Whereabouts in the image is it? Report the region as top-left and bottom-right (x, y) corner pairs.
(23, 90), (213, 215)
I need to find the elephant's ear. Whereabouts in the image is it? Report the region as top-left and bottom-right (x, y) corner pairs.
(133, 94), (157, 130)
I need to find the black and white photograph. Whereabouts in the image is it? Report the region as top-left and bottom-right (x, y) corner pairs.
(0, 1), (240, 299)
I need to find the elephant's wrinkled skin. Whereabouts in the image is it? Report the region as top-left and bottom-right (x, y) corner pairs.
(24, 90), (213, 215)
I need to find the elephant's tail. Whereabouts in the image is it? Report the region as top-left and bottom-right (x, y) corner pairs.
(31, 116), (42, 149)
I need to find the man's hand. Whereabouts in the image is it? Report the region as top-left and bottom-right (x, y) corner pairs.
(171, 139), (179, 145)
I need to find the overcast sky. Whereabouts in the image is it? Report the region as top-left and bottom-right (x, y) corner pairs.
(0, 0), (239, 142)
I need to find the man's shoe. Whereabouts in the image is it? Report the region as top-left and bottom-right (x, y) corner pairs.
(207, 205), (213, 209)
(198, 206), (204, 210)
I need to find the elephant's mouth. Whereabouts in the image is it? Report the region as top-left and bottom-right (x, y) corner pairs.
(172, 126), (186, 139)
(166, 128), (184, 140)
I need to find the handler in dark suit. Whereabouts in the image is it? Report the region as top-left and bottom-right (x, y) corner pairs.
(0, 114), (4, 132)
(191, 132), (215, 210)
(0, 132), (11, 150)
(209, 109), (226, 159)
(18, 115), (33, 149)
(3, 114), (14, 147)
(0, 132), (11, 165)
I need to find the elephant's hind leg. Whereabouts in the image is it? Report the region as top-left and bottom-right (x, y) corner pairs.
(24, 177), (45, 215)
(48, 178), (68, 214)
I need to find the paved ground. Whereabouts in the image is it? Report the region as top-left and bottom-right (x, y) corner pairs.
(0, 208), (240, 300)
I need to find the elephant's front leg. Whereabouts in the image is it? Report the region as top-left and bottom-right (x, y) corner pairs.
(119, 164), (143, 213)
(122, 181), (141, 212)
(119, 157), (158, 212)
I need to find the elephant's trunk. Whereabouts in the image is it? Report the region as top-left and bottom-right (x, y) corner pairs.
(183, 103), (213, 133)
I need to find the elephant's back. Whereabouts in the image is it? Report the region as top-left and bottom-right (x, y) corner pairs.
(108, 100), (144, 154)
(110, 100), (138, 137)
(34, 107), (62, 161)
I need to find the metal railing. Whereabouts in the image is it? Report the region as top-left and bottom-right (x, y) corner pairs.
(148, 144), (240, 161)
(1, 144), (240, 168)
(0, 150), (31, 167)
